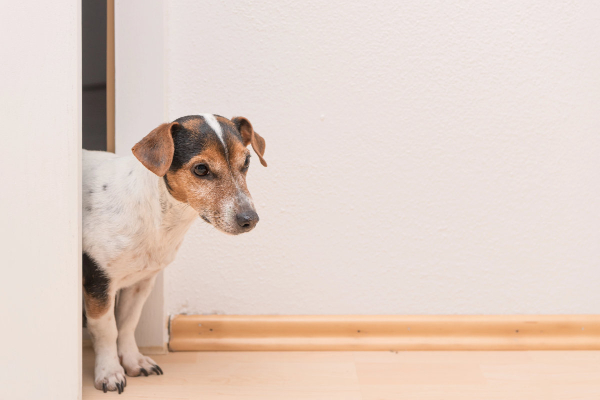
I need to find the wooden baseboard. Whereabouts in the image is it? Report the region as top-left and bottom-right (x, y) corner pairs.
(168, 315), (600, 351)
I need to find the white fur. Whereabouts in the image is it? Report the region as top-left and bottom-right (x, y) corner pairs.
(83, 150), (198, 283)
(200, 113), (227, 153)
(83, 150), (198, 390)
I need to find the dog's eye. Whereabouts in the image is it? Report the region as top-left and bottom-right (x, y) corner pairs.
(242, 155), (251, 171)
(193, 164), (209, 177)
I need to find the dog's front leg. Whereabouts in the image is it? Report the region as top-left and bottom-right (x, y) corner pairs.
(116, 274), (164, 377)
(84, 289), (126, 393)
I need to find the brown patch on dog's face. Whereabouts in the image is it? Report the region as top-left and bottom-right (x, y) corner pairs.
(180, 118), (202, 132)
(163, 115), (264, 235)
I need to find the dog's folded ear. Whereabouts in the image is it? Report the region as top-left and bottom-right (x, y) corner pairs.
(232, 117), (267, 167)
(132, 122), (179, 176)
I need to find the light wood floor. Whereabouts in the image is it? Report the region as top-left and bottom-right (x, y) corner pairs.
(83, 348), (600, 399)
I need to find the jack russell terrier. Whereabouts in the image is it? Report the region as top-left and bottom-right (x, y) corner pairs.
(83, 114), (267, 393)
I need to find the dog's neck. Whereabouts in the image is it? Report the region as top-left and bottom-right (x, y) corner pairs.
(156, 174), (198, 232)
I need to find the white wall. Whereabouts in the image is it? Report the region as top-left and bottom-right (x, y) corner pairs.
(115, 0), (169, 350)
(0, 1), (81, 399)
(154, 1), (600, 315)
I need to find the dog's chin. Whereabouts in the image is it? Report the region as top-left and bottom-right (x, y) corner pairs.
(200, 215), (249, 236)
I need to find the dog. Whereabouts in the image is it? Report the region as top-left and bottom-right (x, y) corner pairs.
(82, 114), (267, 393)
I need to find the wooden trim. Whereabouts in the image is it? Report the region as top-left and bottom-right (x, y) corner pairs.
(106, 0), (115, 153)
(169, 315), (600, 351)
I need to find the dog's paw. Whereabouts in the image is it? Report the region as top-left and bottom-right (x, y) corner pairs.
(94, 364), (126, 394)
(121, 353), (163, 377)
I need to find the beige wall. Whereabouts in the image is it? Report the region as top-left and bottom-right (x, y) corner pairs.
(0, 1), (81, 398)
(146, 1), (600, 316)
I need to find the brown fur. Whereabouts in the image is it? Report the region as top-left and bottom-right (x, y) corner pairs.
(83, 291), (111, 319)
(132, 122), (178, 176)
(231, 117), (267, 167)
(181, 118), (202, 132)
(164, 142), (250, 216)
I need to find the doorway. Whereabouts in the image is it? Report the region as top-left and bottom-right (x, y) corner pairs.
(82, 0), (114, 152)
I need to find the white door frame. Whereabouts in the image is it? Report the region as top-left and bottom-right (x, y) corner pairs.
(0, 1), (82, 398)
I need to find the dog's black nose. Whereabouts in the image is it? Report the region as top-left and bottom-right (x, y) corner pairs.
(236, 210), (259, 230)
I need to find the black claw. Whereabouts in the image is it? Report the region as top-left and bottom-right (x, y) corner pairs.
(102, 382), (107, 393)
(140, 368), (148, 376)
(123, 376), (127, 387)
(154, 364), (163, 375)
(116, 382), (122, 394)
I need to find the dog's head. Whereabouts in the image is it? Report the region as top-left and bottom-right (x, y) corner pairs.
(132, 114), (267, 235)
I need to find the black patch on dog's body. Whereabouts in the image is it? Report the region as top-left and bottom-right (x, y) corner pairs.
(82, 252), (110, 314)
(169, 116), (211, 171)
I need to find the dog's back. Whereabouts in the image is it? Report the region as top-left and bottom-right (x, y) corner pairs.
(82, 150), (153, 266)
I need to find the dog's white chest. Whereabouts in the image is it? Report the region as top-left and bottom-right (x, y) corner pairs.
(112, 200), (198, 287)
(82, 150), (198, 289)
